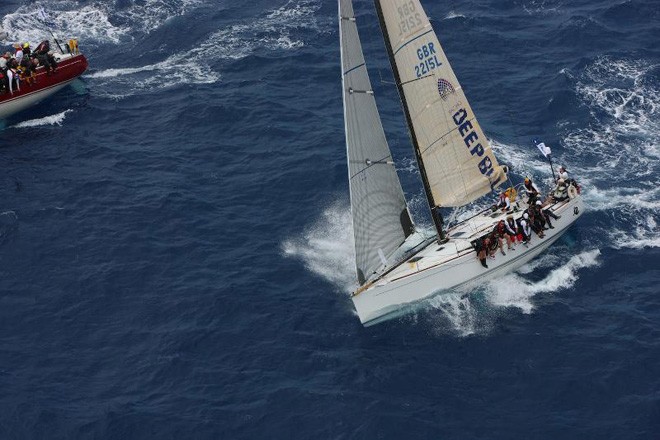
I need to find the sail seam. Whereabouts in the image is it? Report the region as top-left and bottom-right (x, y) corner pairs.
(393, 29), (433, 56)
(400, 73), (433, 86)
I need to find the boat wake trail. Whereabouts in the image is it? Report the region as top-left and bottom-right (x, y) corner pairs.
(86, 0), (325, 98)
(207, 0), (325, 60)
(85, 54), (219, 98)
(483, 249), (601, 312)
(420, 249), (601, 336)
(11, 110), (73, 129)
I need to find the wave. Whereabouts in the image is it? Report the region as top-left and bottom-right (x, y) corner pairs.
(483, 249), (601, 313)
(2, 2), (127, 45)
(87, 0), (324, 97)
(519, 0), (564, 15)
(11, 110), (73, 128)
(185, 0), (324, 59)
(563, 56), (660, 249)
(443, 11), (466, 20)
(85, 53), (219, 97)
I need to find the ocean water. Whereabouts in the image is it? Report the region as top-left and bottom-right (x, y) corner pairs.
(0, 0), (658, 438)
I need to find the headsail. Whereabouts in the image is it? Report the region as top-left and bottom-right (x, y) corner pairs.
(340, 0), (414, 285)
(375, 0), (507, 208)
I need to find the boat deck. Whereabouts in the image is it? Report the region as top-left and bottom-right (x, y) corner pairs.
(377, 197), (568, 285)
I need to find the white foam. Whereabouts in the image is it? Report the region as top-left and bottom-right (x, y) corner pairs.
(207, 0), (323, 59)
(426, 293), (478, 336)
(111, 0), (203, 35)
(608, 214), (660, 250)
(12, 110), (72, 128)
(86, 51), (219, 96)
(87, 0), (324, 97)
(1, 0), (204, 45)
(522, 1), (562, 15)
(281, 200), (358, 294)
(484, 249), (601, 313)
(560, 56), (660, 249)
(2, 3), (127, 45)
(444, 11), (466, 20)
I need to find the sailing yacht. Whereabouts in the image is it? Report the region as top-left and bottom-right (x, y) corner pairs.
(339, 0), (584, 326)
(0, 41), (88, 120)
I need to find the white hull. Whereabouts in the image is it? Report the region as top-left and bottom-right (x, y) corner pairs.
(352, 196), (584, 326)
(0, 79), (75, 120)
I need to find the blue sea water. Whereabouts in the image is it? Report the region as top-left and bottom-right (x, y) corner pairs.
(0, 0), (658, 438)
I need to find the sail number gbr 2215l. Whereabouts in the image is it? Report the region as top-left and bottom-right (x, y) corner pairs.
(394, 2), (442, 78)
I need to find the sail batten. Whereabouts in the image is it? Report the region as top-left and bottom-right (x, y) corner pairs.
(375, 0), (507, 209)
(393, 29), (434, 55)
(340, 0), (414, 285)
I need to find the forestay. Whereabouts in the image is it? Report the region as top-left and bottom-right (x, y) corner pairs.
(340, 0), (414, 285)
(375, 0), (507, 207)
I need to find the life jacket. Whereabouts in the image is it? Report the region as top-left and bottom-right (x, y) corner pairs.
(505, 219), (517, 235)
(553, 181), (568, 200)
(520, 219), (531, 236)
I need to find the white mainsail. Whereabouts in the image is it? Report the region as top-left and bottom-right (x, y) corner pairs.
(340, 0), (414, 285)
(375, 0), (507, 207)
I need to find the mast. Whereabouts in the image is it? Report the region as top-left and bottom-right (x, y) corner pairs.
(373, 0), (445, 239)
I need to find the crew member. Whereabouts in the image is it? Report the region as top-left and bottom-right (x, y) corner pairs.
(558, 166), (569, 181)
(518, 213), (532, 244)
(496, 191), (511, 212)
(493, 219), (512, 253)
(504, 215), (519, 249)
(523, 177), (540, 204)
(35, 40), (57, 74)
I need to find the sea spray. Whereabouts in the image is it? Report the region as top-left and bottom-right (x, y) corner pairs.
(12, 110), (73, 129)
(484, 249), (601, 313)
(282, 201), (357, 294)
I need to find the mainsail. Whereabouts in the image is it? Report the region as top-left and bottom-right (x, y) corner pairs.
(375, 0), (507, 208)
(340, 0), (414, 285)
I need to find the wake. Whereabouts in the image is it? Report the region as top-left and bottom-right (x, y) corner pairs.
(11, 110), (73, 128)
